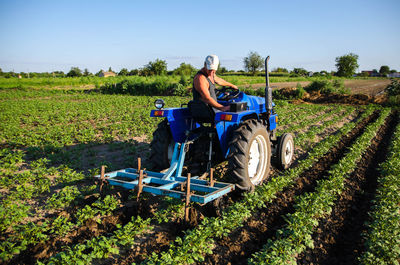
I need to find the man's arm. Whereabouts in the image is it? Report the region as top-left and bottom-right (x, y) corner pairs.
(194, 75), (229, 111)
(214, 75), (238, 90)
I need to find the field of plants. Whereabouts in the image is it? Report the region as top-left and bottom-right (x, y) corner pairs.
(0, 84), (399, 265)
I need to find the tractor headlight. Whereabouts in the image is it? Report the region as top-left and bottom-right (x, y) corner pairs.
(154, 99), (165, 109)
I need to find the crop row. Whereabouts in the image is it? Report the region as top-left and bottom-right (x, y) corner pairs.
(277, 104), (334, 128)
(359, 116), (400, 264)
(42, 197), (184, 264)
(278, 107), (335, 138)
(295, 106), (356, 148)
(275, 102), (327, 117)
(248, 108), (390, 264)
(276, 104), (338, 135)
(143, 107), (376, 264)
(0, 150), (96, 262)
(279, 104), (355, 138)
(0, 192), (116, 262)
(0, 154), (85, 229)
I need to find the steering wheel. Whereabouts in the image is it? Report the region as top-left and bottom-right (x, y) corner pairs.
(215, 87), (241, 101)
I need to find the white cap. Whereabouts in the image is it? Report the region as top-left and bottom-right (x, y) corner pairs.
(205, 55), (219, 70)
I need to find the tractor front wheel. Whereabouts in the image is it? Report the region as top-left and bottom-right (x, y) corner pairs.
(149, 119), (175, 170)
(277, 133), (294, 170)
(227, 119), (271, 191)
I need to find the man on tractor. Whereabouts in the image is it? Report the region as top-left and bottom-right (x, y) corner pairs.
(192, 55), (238, 113)
(98, 55), (295, 203)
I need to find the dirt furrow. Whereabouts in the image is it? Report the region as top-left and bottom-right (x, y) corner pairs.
(202, 110), (379, 265)
(297, 112), (398, 265)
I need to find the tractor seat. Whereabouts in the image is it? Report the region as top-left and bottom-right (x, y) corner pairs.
(188, 100), (215, 124)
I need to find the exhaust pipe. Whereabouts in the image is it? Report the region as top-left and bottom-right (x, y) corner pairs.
(265, 56), (273, 114)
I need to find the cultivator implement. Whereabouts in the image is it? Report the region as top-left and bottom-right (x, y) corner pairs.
(95, 142), (235, 204)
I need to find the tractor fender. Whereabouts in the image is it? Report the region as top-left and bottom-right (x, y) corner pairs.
(215, 112), (263, 158)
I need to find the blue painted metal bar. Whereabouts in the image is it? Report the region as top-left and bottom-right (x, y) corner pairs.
(95, 130), (235, 204)
(157, 181), (181, 190)
(162, 142), (180, 180)
(174, 143), (186, 179)
(95, 168), (234, 204)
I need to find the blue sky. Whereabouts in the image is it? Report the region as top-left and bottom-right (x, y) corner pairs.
(1, 0), (399, 73)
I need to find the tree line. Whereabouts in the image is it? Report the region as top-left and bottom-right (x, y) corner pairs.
(0, 52), (397, 78)
(243, 51), (397, 77)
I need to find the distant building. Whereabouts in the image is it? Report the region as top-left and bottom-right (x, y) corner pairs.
(361, 71), (380, 77)
(388, 72), (400, 78)
(98, 71), (116, 77)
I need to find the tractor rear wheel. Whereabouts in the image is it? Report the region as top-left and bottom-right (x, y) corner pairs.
(149, 119), (175, 170)
(227, 119), (271, 191)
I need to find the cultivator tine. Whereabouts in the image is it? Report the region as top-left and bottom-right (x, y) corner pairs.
(101, 165), (105, 177)
(185, 173), (191, 223)
(136, 169), (144, 201)
(180, 180), (185, 191)
(209, 168), (215, 187)
(99, 165), (107, 193)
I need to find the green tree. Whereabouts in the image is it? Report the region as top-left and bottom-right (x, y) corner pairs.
(83, 68), (91, 76)
(379, 65), (390, 77)
(292, 68), (308, 76)
(273, 67), (288, 73)
(108, 66), (113, 72)
(118, 68), (129, 76)
(53, 71), (65, 77)
(67, 67), (82, 77)
(129, 69), (139, 76)
(173, 63), (197, 76)
(243, 51), (263, 75)
(143, 59), (167, 75)
(320, 70), (330, 76)
(335, 53), (359, 77)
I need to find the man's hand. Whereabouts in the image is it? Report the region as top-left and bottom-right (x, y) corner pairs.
(231, 84), (238, 90)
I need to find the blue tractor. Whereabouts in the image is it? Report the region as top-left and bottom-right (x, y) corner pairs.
(96, 57), (294, 204)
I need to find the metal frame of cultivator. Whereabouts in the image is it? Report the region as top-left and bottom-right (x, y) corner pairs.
(95, 141), (235, 205)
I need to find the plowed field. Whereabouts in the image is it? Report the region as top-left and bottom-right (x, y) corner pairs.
(0, 89), (399, 265)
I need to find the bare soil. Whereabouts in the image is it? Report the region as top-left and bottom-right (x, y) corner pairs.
(265, 79), (390, 96)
